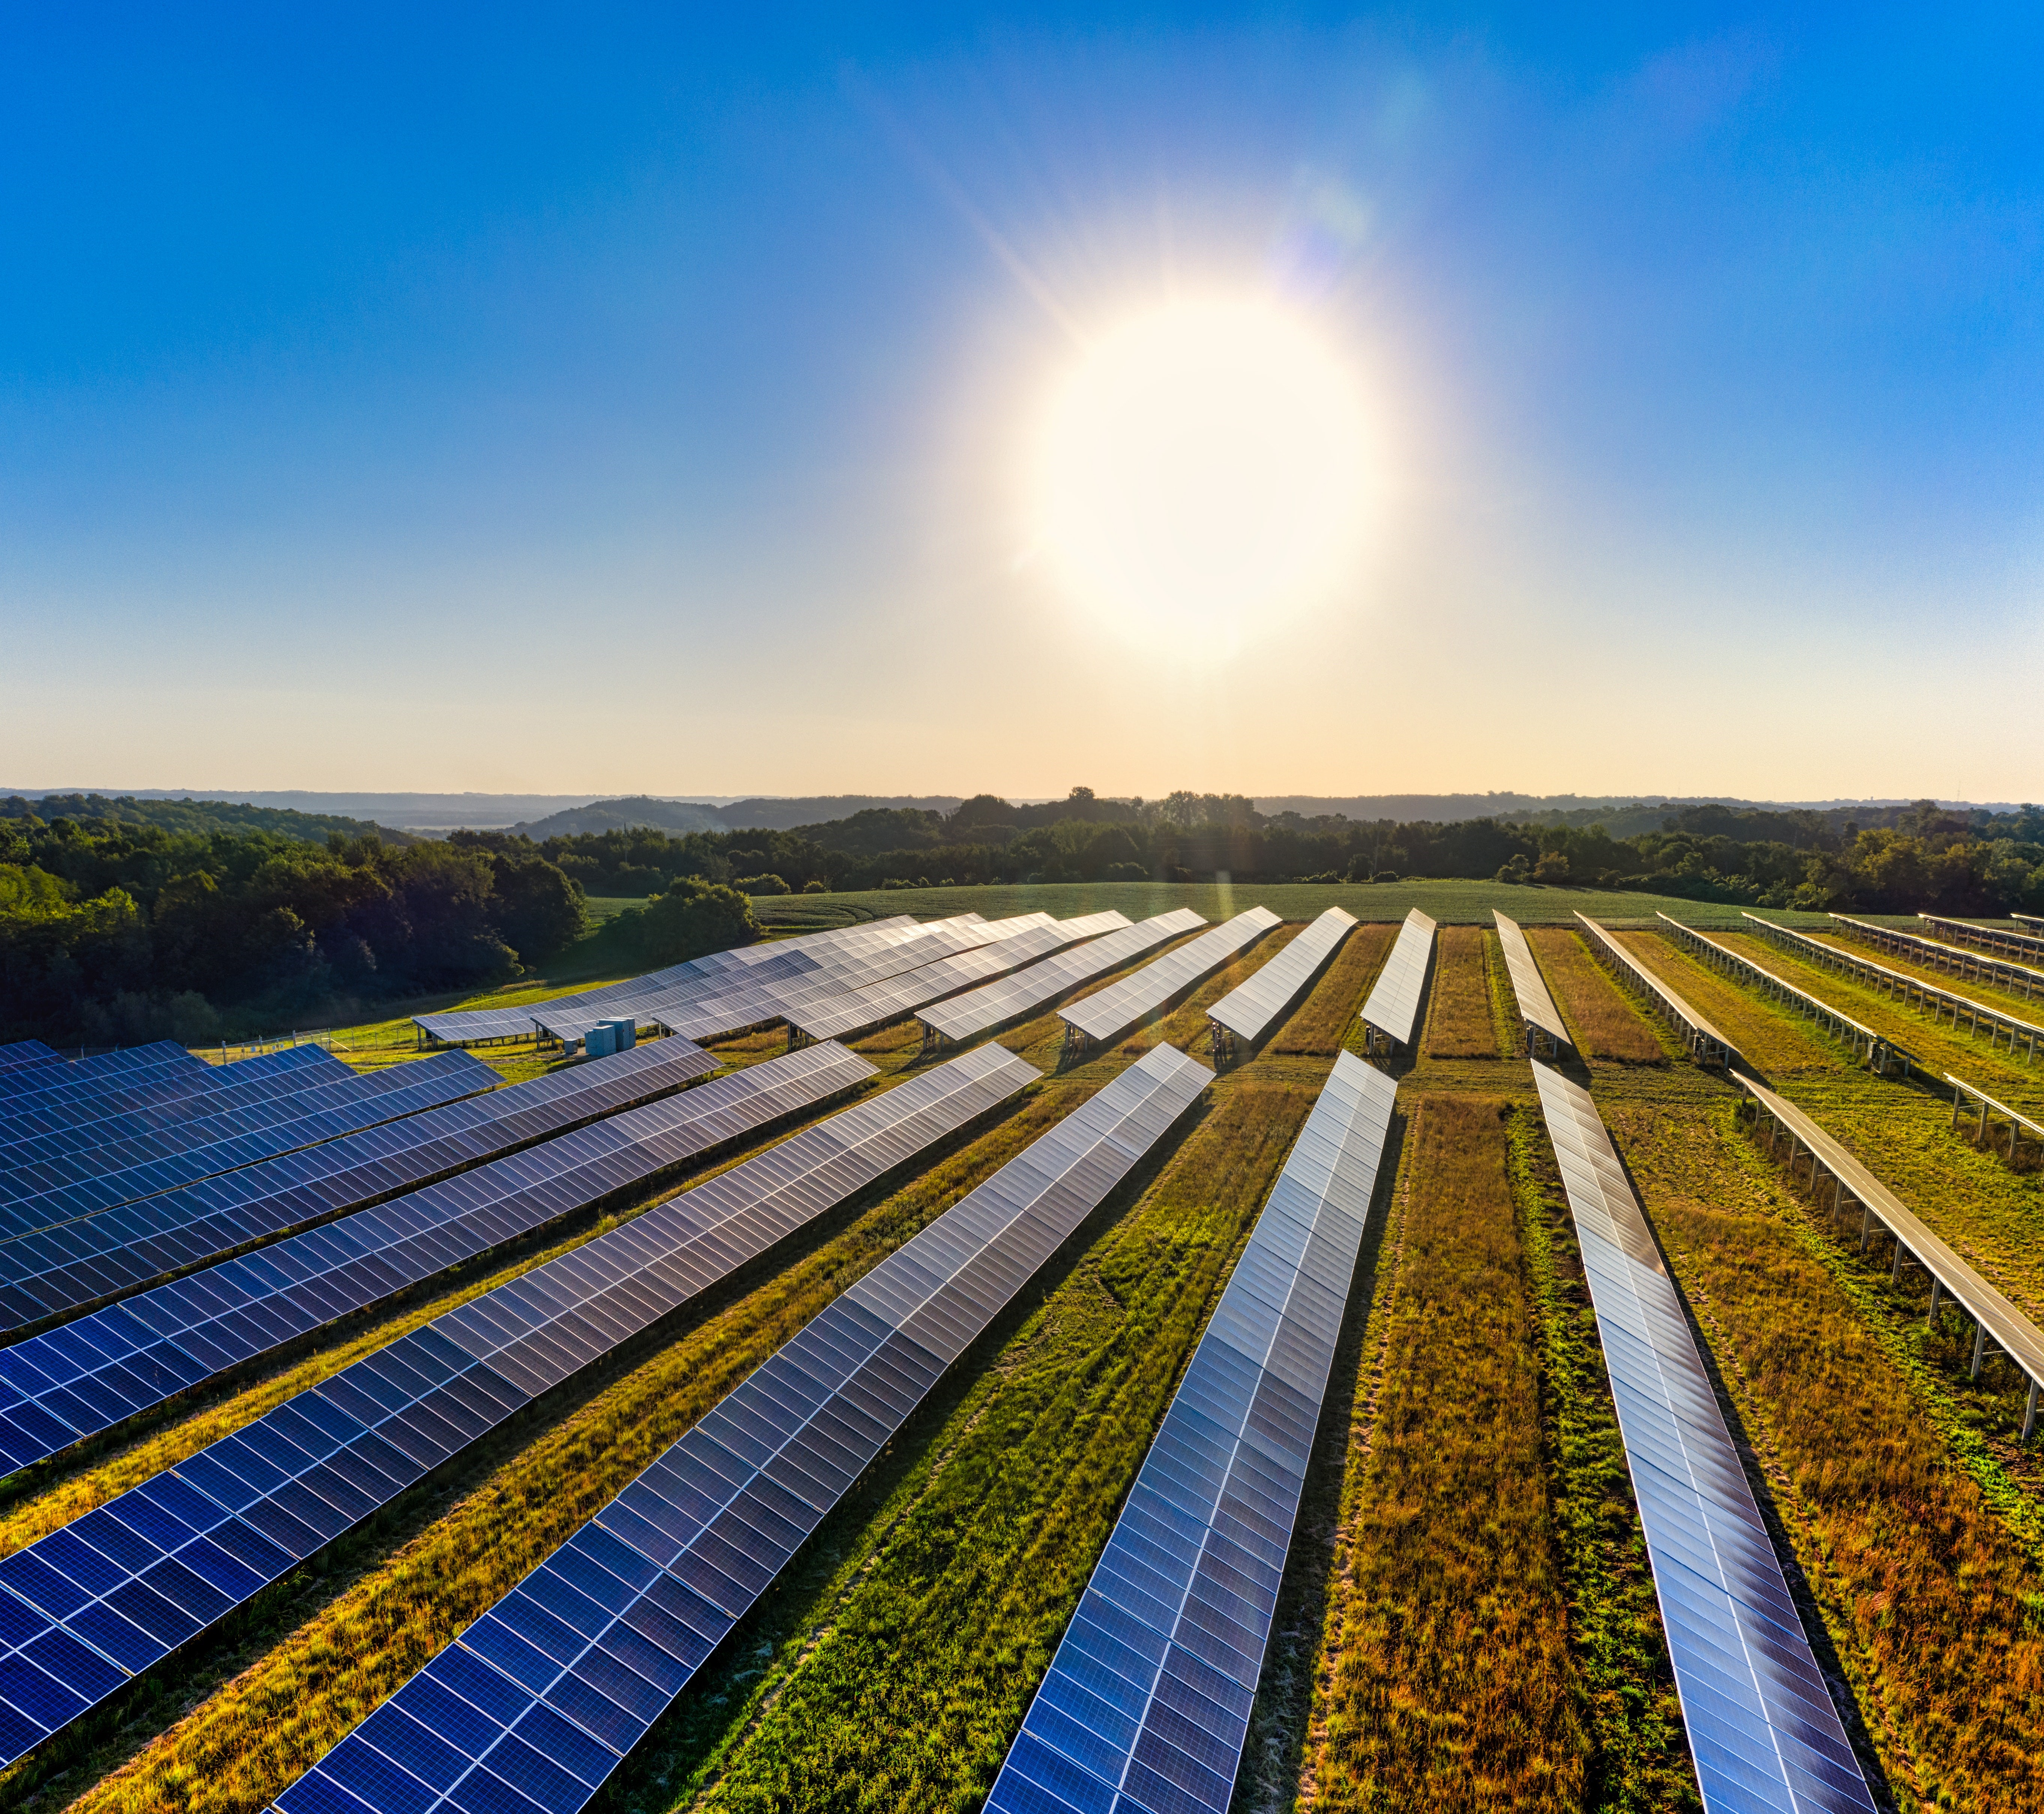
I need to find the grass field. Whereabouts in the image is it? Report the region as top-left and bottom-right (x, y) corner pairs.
(1526, 928), (1669, 1066)
(1424, 928), (1504, 1060)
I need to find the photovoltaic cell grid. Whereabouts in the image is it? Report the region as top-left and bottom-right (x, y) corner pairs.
(0, 1042), (211, 1118)
(786, 914), (1128, 1045)
(0, 1051), (500, 1238)
(0, 1041), (936, 1767)
(0, 1041), (839, 1475)
(277, 1041), (1211, 1814)
(0, 1049), (398, 1205)
(1206, 907), (1357, 1046)
(0, 1037), (718, 1344)
(1356, 909), (1435, 1053)
(414, 915), (934, 1046)
(986, 1051), (1396, 1814)
(0, 1043), (348, 1159)
(920, 910), (1208, 1046)
(0, 1044), (60, 1078)
(1531, 1065), (1874, 1814)
(1061, 910), (1281, 1049)
(1574, 915), (1741, 1070)
(1491, 911), (1571, 1055)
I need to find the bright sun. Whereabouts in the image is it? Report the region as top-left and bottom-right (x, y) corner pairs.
(1032, 297), (1369, 645)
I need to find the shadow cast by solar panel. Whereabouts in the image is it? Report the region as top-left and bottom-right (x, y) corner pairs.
(1593, 1114), (1898, 1812)
(1208, 1104), (1407, 1814)
(580, 1088), (1217, 1809)
(0, 1080), (1048, 1808)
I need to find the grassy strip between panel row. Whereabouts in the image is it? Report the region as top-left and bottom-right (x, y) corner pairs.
(42, 1087), (1085, 1814)
(1526, 930), (1671, 1067)
(1604, 1093), (2044, 1812)
(1425, 929), (1501, 1061)
(1268, 924), (1394, 1059)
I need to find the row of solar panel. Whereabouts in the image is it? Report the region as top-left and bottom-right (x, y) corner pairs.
(786, 913), (1128, 1043)
(1491, 911), (1571, 1052)
(0, 1043), (342, 1156)
(279, 1040), (1210, 1814)
(0, 1043), (61, 1077)
(1573, 915), (1742, 1067)
(2, 1047), (374, 1201)
(0, 1038), (1023, 1767)
(1206, 906), (1357, 1048)
(1837, 913), (2044, 997)
(0, 1040), (827, 1473)
(0, 1041), (216, 1123)
(1531, 1066), (1875, 1814)
(0, 1040), (714, 1335)
(0, 1050), (500, 1241)
(920, 909), (1208, 1045)
(1061, 909), (1282, 1047)
(987, 1051), (1397, 1814)
(415, 914), (935, 1045)
(1356, 909), (1434, 1053)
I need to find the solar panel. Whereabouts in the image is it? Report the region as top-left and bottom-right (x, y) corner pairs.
(1060, 910), (1281, 1053)
(0, 1050), (384, 1198)
(985, 1051), (1396, 1814)
(0, 1042), (210, 1117)
(0, 1043), (855, 1474)
(1920, 911), (2044, 965)
(1531, 1065), (1875, 1814)
(0, 1051), (500, 1238)
(1356, 909), (1435, 1055)
(0, 1044), (63, 1081)
(274, 1040), (1208, 1814)
(1206, 907), (1357, 1059)
(0, 1043), (352, 1153)
(920, 909), (1208, 1047)
(1574, 914), (1740, 1069)
(1837, 915), (2044, 1001)
(1491, 911), (1571, 1057)
(0, 1044), (1035, 1769)
(0, 1040), (720, 1337)
(785, 914), (1129, 1046)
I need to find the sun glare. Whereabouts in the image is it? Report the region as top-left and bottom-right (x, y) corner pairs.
(1032, 297), (1369, 647)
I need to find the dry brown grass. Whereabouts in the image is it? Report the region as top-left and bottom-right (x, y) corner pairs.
(1303, 1095), (1584, 1811)
(1610, 1098), (2044, 1811)
(1528, 928), (1666, 1065)
(1425, 927), (1503, 1059)
(1271, 923), (1396, 1056)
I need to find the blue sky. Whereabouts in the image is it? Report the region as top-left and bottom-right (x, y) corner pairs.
(3, 5), (2038, 801)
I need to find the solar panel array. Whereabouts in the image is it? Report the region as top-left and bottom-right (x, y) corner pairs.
(414, 914), (935, 1046)
(0, 1042), (848, 1476)
(1736, 1073), (2044, 1437)
(1919, 911), (2044, 966)
(0, 1043), (60, 1079)
(1574, 914), (1741, 1069)
(1656, 914), (1914, 1078)
(277, 1041), (1209, 1814)
(786, 913), (1129, 1045)
(1356, 909), (1435, 1055)
(0, 1049), (401, 1207)
(0, 1044), (347, 1160)
(1061, 909), (1281, 1051)
(0, 1039), (721, 1337)
(1206, 907), (1357, 1056)
(920, 909), (1208, 1047)
(0, 1051), (499, 1238)
(1491, 911), (1571, 1057)
(0, 1043), (1036, 1768)
(1736, 915), (2044, 1059)
(1532, 1065), (1875, 1814)
(0, 1042), (215, 1121)
(986, 1051), (1397, 1814)
(1833, 914), (2044, 1002)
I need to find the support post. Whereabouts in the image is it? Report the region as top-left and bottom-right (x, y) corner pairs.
(1972, 1322), (1989, 1380)
(2027, 1378), (2039, 1444)
(1928, 1278), (1942, 1327)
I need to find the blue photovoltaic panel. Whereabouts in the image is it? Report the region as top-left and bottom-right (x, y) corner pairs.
(0, 1050), (387, 1201)
(1061, 910), (1282, 1048)
(1207, 907), (1357, 1046)
(0, 1042), (843, 1472)
(0, 1052), (498, 1236)
(1532, 1065), (1874, 1814)
(0, 1043), (348, 1162)
(275, 1042), (1210, 1814)
(0, 1044), (60, 1078)
(0, 1038), (720, 1338)
(1357, 909), (1435, 1053)
(1492, 911), (1571, 1053)
(984, 1051), (1396, 1814)
(920, 910), (1207, 1045)
(0, 1042), (1032, 1768)
(0, 1042), (210, 1117)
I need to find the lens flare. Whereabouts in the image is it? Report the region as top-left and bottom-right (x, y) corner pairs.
(1031, 297), (1369, 647)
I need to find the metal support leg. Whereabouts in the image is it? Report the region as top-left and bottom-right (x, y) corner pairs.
(1972, 1322), (1988, 1380)
(1928, 1279), (1942, 1327)
(1891, 1238), (1906, 1283)
(1860, 1204), (1874, 1251)
(2026, 1378), (2039, 1444)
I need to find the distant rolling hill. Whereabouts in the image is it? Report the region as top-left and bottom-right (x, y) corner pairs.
(505, 795), (966, 839)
